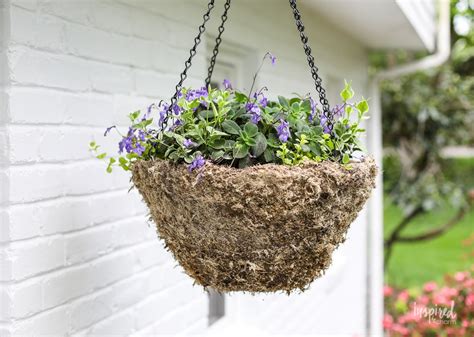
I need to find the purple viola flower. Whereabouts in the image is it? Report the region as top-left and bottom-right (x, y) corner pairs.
(268, 52), (276, 66)
(309, 97), (317, 122)
(331, 104), (345, 119)
(320, 115), (331, 134)
(253, 91), (268, 108)
(171, 103), (182, 115)
(158, 103), (169, 127)
(118, 128), (146, 155)
(188, 155), (205, 172)
(132, 142), (145, 155)
(183, 138), (195, 148)
(245, 102), (261, 124)
(223, 79), (232, 90)
(276, 119), (290, 142)
(186, 87), (208, 101)
(104, 125), (116, 137)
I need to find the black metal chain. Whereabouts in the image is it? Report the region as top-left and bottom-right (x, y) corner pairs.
(162, 0), (216, 129)
(205, 0), (232, 88)
(288, 0), (333, 129)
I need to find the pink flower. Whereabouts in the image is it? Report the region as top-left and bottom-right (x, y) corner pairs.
(397, 290), (409, 303)
(384, 285), (393, 297)
(455, 272), (468, 282)
(423, 281), (437, 293)
(466, 294), (474, 307)
(383, 314), (394, 329)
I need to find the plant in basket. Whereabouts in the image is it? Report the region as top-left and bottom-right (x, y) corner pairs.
(89, 0), (377, 293)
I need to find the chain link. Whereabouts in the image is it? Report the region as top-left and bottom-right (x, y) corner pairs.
(205, 0), (232, 87)
(162, 0), (216, 129)
(288, 0), (333, 129)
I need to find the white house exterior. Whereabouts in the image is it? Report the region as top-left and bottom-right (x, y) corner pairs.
(0, 0), (436, 336)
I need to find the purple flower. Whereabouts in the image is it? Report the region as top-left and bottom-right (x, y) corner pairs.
(118, 128), (146, 155)
(172, 103), (182, 115)
(188, 155), (205, 172)
(104, 125), (116, 137)
(186, 87), (208, 101)
(253, 91), (268, 108)
(183, 138), (195, 148)
(245, 102), (261, 124)
(158, 103), (169, 127)
(268, 52), (276, 65)
(276, 119), (290, 142)
(320, 115), (331, 134)
(223, 79), (232, 90)
(309, 97), (317, 122)
(331, 104), (345, 119)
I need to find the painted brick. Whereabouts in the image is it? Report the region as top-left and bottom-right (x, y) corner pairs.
(9, 88), (115, 126)
(10, 237), (65, 280)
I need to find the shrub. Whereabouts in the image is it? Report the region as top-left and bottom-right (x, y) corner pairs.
(384, 268), (474, 336)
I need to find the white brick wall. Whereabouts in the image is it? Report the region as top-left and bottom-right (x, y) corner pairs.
(1, 0), (210, 335)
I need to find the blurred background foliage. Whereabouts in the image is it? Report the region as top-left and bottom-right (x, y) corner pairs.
(369, 0), (474, 288)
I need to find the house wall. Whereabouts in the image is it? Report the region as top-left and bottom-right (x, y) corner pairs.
(0, 0), (373, 336)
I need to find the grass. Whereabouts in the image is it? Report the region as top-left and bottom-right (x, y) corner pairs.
(383, 157), (474, 289)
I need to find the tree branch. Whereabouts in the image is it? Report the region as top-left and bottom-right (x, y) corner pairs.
(396, 206), (469, 243)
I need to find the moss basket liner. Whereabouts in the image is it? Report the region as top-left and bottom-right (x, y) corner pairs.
(132, 158), (377, 293)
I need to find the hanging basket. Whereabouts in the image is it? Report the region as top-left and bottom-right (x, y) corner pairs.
(132, 158), (377, 292)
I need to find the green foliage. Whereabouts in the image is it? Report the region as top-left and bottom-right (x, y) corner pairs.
(91, 83), (369, 172)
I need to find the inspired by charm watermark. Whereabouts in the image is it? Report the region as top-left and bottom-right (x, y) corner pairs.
(413, 301), (457, 324)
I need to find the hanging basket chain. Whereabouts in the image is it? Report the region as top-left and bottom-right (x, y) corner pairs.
(205, 0), (232, 88)
(288, 0), (333, 129)
(162, 0), (216, 128)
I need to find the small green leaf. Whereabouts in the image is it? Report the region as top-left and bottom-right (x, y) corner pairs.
(233, 142), (249, 158)
(340, 81), (354, 102)
(251, 133), (267, 157)
(263, 148), (274, 162)
(342, 153), (350, 164)
(356, 99), (369, 114)
(199, 110), (214, 119)
(243, 122), (258, 137)
(221, 120), (241, 135)
(96, 153), (107, 159)
(278, 96), (290, 109)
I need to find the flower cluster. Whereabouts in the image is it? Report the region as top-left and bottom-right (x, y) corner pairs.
(90, 53), (369, 173)
(384, 268), (474, 336)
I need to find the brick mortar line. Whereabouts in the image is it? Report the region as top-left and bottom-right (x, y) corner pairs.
(3, 239), (162, 286)
(9, 260), (178, 324)
(78, 282), (205, 335)
(6, 213), (149, 246)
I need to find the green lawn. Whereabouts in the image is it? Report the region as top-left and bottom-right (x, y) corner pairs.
(383, 198), (474, 288)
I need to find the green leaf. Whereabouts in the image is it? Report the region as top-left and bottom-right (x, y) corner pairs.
(340, 81), (354, 102)
(243, 122), (258, 137)
(356, 99), (369, 114)
(199, 110), (214, 119)
(263, 148), (274, 162)
(238, 156), (252, 168)
(278, 96), (290, 109)
(210, 139), (226, 149)
(221, 120), (241, 135)
(342, 153), (350, 164)
(96, 153), (107, 159)
(211, 150), (225, 160)
(233, 142), (249, 158)
(234, 92), (248, 103)
(251, 133), (267, 157)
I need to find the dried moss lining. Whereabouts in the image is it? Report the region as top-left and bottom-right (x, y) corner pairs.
(132, 159), (377, 293)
